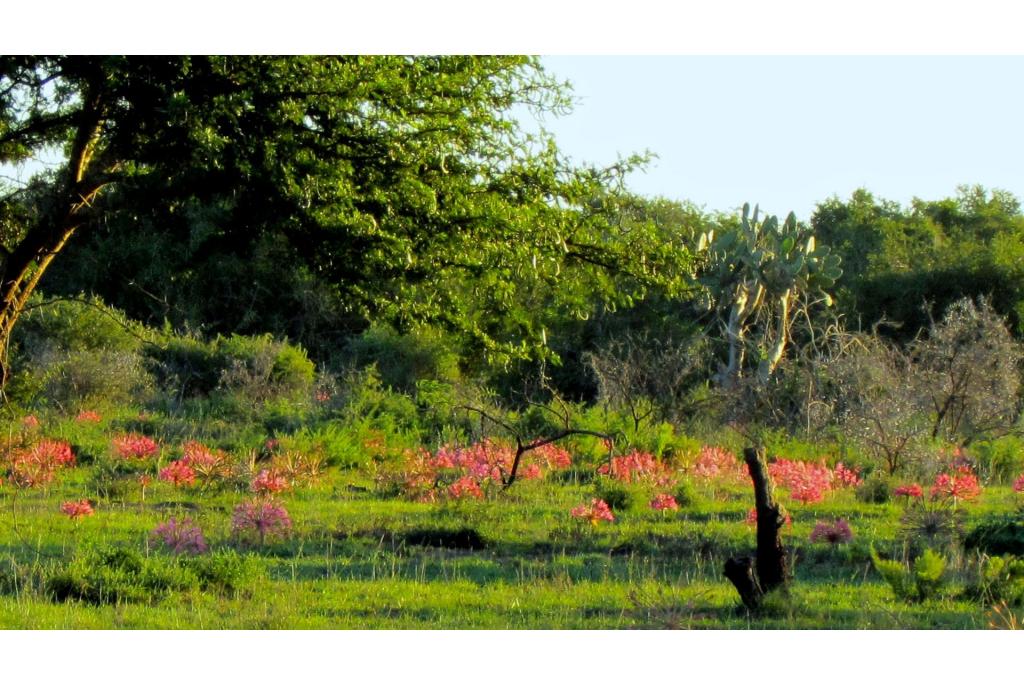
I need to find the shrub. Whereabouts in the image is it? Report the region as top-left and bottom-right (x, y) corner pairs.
(964, 512), (1024, 557)
(145, 332), (314, 402)
(870, 546), (948, 602)
(856, 472), (892, 504)
(45, 546), (197, 605)
(344, 324), (461, 393)
(593, 479), (634, 512)
(973, 436), (1024, 485)
(966, 554), (1024, 606)
(185, 550), (263, 597)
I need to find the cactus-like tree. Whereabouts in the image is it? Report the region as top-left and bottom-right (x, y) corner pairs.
(698, 203), (842, 388)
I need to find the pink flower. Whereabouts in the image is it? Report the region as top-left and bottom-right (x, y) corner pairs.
(521, 463), (543, 480)
(809, 519), (854, 544)
(159, 460), (196, 487)
(1014, 474), (1024, 494)
(75, 410), (102, 423)
(691, 445), (746, 483)
(231, 499), (292, 544)
(571, 498), (615, 525)
(21, 415), (40, 429)
(252, 468), (290, 496)
(112, 433), (159, 460)
(60, 499), (94, 520)
(598, 450), (676, 487)
(33, 439), (76, 467)
(650, 493), (679, 511)
(769, 459), (833, 504)
(832, 462), (862, 488)
(894, 483), (924, 498)
(151, 517), (208, 555)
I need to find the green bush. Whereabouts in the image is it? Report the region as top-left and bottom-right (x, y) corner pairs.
(185, 550), (263, 597)
(146, 332), (314, 404)
(964, 511), (1024, 557)
(345, 325), (460, 393)
(966, 554), (1024, 606)
(856, 471), (893, 504)
(973, 436), (1024, 485)
(8, 296), (156, 408)
(594, 478), (635, 512)
(870, 545), (948, 602)
(44, 546), (198, 605)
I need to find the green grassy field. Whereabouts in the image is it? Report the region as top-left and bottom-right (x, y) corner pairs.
(3, 417), (1021, 630)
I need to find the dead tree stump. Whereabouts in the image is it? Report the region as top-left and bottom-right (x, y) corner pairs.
(723, 446), (788, 611)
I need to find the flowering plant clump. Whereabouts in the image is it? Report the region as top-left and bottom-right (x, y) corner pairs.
(894, 483), (924, 499)
(179, 440), (230, 480)
(598, 450), (676, 487)
(75, 410), (102, 423)
(6, 440), (76, 488)
(448, 475), (485, 500)
(1014, 474), (1024, 494)
(809, 519), (854, 544)
(400, 439), (572, 502)
(59, 499), (94, 520)
(769, 459), (833, 504)
(571, 498), (615, 525)
(232, 498), (292, 545)
(21, 415), (40, 429)
(112, 433), (159, 460)
(151, 517), (208, 555)
(691, 445), (746, 483)
(159, 460), (197, 487)
(930, 467), (982, 505)
(650, 493), (679, 511)
(251, 468), (290, 496)
(32, 440), (76, 467)
(831, 463), (862, 488)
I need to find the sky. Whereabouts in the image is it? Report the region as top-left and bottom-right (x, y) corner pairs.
(531, 56), (1024, 221)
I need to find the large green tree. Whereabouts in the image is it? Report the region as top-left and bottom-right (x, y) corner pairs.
(0, 56), (689, 385)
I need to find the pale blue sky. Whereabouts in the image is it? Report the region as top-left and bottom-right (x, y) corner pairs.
(533, 56), (1024, 220)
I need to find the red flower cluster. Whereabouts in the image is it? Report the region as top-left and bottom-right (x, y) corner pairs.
(112, 433), (159, 460)
(1014, 474), (1024, 494)
(650, 493), (679, 511)
(768, 459), (833, 504)
(690, 445), (745, 483)
(831, 462), (862, 488)
(809, 519), (854, 544)
(60, 499), (94, 520)
(75, 410), (102, 423)
(252, 468), (290, 496)
(180, 440), (229, 480)
(571, 498), (615, 525)
(930, 467), (981, 504)
(598, 450), (676, 486)
(159, 460), (196, 487)
(7, 440), (76, 488)
(447, 475), (484, 500)
(894, 483), (924, 499)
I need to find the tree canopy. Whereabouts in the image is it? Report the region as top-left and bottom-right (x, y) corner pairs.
(0, 56), (692, 380)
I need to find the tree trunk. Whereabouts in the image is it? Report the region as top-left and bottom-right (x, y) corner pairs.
(0, 81), (109, 391)
(723, 447), (788, 611)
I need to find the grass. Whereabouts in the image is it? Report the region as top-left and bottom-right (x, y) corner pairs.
(1, 413), (1021, 629)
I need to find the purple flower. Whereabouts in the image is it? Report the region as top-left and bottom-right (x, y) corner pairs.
(231, 499), (292, 545)
(151, 517), (208, 555)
